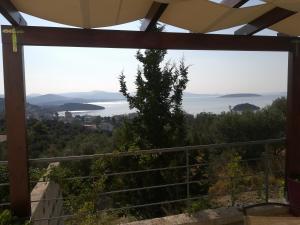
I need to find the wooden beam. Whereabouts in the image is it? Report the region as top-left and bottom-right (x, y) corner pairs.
(277, 32), (291, 37)
(235, 7), (295, 36)
(221, 0), (249, 8)
(286, 43), (300, 213)
(2, 29), (30, 217)
(0, 0), (27, 26)
(140, 1), (168, 32)
(1, 25), (296, 52)
(287, 43), (300, 177)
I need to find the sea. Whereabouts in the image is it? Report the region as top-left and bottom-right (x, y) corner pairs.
(62, 93), (286, 117)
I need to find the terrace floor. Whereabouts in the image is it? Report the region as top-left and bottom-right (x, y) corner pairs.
(122, 203), (295, 225)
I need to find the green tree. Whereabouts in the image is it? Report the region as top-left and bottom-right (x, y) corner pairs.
(119, 27), (189, 149)
(89, 25), (191, 218)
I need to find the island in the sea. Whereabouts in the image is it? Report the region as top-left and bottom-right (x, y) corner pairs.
(220, 93), (262, 98)
(232, 103), (260, 112)
(50, 103), (105, 111)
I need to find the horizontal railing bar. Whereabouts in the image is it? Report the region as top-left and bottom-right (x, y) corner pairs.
(28, 138), (285, 163)
(31, 197), (63, 203)
(100, 170), (284, 196)
(0, 161), (8, 165)
(30, 160), (271, 185)
(32, 214), (74, 222)
(0, 202), (10, 207)
(31, 181), (200, 203)
(29, 157), (269, 184)
(30, 170), (284, 202)
(30, 165), (190, 183)
(30, 171), (285, 203)
(0, 183), (9, 187)
(32, 185), (268, 209)
(30, 170), (284, 203)
(105, 164), (188, 177)
(31, 168), (284, 187)
(32, 164), (189, 182)
(98, 180), (201, 196)
(30, 176), (96, 184)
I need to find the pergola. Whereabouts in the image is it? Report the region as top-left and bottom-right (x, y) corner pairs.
(1, 0), (300, 218)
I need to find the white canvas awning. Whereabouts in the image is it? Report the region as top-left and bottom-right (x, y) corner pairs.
(10, 0), (300, 35)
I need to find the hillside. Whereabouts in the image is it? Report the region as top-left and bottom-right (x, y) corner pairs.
(60, 90), (124, 101)
(27, 94), (95, 106)
(0, 98), (55, 119)
(48, 103), (105, 111)
(0, 98), (104, 119)
(232, 103), (260, 112)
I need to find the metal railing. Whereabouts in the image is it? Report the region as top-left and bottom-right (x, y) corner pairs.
(1, 138), (286, 223)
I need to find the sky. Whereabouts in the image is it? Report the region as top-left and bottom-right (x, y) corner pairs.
(0, 1), (289, 95)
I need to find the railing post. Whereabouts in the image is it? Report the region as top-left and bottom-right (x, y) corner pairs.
(287, 45), (300, 187)
(2, 27), (31, 217)
(186, 149), (190, 207)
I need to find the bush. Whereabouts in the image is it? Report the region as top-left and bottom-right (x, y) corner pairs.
(0, 210), (30, 225)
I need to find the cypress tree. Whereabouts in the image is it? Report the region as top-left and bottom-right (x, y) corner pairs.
(119, 26), (189, 149)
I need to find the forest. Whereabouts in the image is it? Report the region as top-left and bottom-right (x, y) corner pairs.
(0, 96), (287, 224)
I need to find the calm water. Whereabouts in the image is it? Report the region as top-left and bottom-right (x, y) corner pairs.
(64, 94), (285, 117)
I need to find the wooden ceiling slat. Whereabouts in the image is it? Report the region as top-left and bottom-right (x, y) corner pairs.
(140, 1), (168, 32)
(234, 7), (296, 36)
(221, 0), (249, 8)
(0, 0), (27, 26)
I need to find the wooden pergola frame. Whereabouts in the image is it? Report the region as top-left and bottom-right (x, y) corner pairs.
(1, 0), (300, 219)
(2, 24), (300, 218)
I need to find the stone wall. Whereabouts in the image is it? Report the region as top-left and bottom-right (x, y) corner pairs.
(31, 163), (64, 225)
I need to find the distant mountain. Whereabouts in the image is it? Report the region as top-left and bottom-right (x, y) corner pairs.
(27, 93), (42, 98)
(220, 93), (261, 98)
(0, 98), (104, 119)
(27, 94), (95, 106)
(60, 91), (215, 100)
(183, 92), (218, 98)
(26, 91), (265, 106)
(59, 91), (125, 101)
(26, 91), (221, 106)
(0, 98), (55, 119)
(26, 91), (125, 105)
(47, 103), (105, 111)
(27, 94), (70, 105)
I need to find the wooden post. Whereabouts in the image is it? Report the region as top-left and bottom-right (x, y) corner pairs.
(2, 27), (30, 217)
(287, 43), (300, 177)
